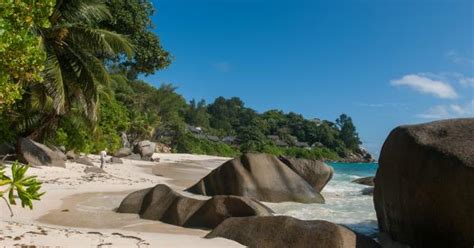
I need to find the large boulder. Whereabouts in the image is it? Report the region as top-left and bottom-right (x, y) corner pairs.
(117, 184), (272, 229)
(206, 216), (380, 248)
(278, 156), (333, 192)
(133, 140), (156, 159)
(186, 153), (327, 203)
(374, 119), (474, 247)
(16, 138), (65, 167)
(114, 147), (132, 158)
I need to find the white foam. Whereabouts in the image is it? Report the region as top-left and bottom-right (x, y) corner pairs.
(265, 170), (378, 236)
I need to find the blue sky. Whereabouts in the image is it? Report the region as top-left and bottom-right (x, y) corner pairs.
(145, 0), (473, 157)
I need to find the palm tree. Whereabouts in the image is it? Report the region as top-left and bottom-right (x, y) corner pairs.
(17, 0), (132, 139)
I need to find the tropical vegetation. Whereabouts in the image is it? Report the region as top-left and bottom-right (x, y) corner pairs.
(1, 0), (365, 162)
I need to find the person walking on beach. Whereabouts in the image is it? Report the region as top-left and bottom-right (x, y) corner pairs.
(100, 149), (107, 169)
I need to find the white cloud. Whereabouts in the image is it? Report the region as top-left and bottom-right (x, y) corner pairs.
(417, 100), (474, 119)
(391, 74), (458, 99)
(212, 61), (232, 72)
(446, 50), (474, 66)
(460, 77), (474, 87)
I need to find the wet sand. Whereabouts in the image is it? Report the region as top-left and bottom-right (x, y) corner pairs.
(37, 191), (208, 236)
(36, 157), (229, 236)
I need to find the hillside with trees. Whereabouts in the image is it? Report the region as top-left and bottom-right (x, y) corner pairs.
(0, 0), (372, 162)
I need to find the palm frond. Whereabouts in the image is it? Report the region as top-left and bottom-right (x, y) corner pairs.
(53, 0), (112, 25)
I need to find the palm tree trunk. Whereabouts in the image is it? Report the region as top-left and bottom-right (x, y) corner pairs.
(27, 113), (59, 141)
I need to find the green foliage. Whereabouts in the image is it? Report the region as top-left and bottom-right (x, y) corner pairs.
(175, 133), (240, 157)
(0, 161), (44, 216)
(0, 0), (55, 110)
(185, 99), (210, 128)
(238, 126), (268, 153)
(104, 0), (171, 78)
(336, 114), (361, 151)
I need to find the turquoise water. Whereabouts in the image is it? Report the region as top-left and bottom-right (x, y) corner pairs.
(266, 162), (379, 237)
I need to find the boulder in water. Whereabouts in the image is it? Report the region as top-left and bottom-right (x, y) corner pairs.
(352, 176), (374, 186)
(278, 156), (333, 192)
(117, 184), (272, 229)
(206, 216), (381, 248)
(374, 118), (474, 247)
(16, 138), (65, 167)
(186, 153), (327, 203)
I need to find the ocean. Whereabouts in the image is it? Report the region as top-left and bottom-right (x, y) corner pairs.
(265, 162), (379, 237)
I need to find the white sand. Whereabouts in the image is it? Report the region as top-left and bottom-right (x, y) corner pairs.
(0, 153), (240, 247)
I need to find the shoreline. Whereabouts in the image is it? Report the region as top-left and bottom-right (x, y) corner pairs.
(0, 153), (241, 247)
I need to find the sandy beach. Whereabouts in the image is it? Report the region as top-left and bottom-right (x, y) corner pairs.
(0, 153), (243, 247)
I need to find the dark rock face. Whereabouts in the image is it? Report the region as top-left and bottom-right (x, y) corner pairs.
(114, 147), (132, 158)
(133, 140), (155, 160)
(186, 153), (329, 203)
(351, 176), (374, 186)
(16, 138), (65, 167)
(279, 156), (333, 192)
(374, 118), (474, 247)
(117, 184), (272, 229)
(73, 157), (94, 166)
(206, 216), (381, 248)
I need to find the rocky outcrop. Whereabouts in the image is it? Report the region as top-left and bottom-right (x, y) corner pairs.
(186, 153), (329, 203)
(339, 149), (375, 163)
(206, 216), (380, 248)
(133, 140), (155, 160)
(279, 156), (333, 192)
(114, 147), (132, 158)
(351, 176), (374, 186)
(374, 119), (474, 247)
(117, 184), (272, 229)
(16, 138), (65, 167)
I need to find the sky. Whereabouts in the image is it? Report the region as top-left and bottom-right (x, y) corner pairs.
(145, 0), (474, 157)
